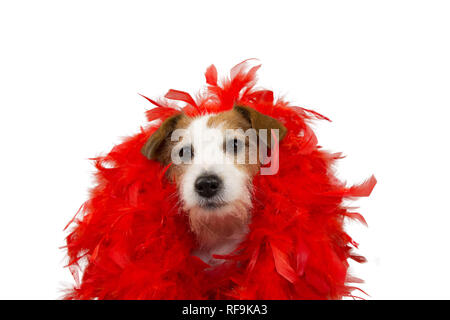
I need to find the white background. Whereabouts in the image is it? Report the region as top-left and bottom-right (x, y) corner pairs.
(1, 1), (449, 299)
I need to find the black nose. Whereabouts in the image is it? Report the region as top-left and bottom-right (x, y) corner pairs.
(194, 174), (222, 198)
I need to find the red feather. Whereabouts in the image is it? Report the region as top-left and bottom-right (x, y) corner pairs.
(347, 175), (377, 197)
(164, 89), (198, 109)
(64, 60), (376, 300)
(270, 242), (298, 284)
(205, 64), (218, 86)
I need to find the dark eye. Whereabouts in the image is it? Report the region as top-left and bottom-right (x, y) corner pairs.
(179, 144), (193, 162)
(225, 138), (243, 155)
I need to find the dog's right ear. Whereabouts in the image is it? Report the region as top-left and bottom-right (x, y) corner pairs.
(141, 113), (185, 161)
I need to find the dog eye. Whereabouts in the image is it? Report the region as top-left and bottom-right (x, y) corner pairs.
(179, 145), (193, 162)
(225, 138), (243, 155)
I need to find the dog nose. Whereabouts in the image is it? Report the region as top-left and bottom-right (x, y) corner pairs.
(194, 174), (222, 198)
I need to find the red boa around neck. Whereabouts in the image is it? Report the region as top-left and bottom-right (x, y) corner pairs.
(64, 60), (376, 299)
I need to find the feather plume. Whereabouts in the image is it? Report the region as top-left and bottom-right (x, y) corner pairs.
(64, 60), (376, 299)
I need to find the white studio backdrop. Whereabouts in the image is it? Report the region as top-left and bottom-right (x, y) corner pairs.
(1, 1), (449, 299)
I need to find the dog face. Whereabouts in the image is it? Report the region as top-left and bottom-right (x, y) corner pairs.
(142, 106), (287, 247)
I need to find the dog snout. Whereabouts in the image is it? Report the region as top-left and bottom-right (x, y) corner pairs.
(194, 174), (222, 198)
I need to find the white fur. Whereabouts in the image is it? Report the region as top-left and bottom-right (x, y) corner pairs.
(175, 115), (252, 264)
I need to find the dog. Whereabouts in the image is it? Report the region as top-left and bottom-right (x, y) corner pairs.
(64, 61), (375, 299)
(141, 105), (286, 265)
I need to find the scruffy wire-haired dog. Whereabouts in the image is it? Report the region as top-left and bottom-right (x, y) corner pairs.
(64, 61), (376, 300)
(141, 105), (287, 265)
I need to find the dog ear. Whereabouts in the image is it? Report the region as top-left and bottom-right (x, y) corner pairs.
(141, 113), (185, 161)
(233, 105), (287, 147)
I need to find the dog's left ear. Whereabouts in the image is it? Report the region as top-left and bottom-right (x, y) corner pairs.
(233, 105), (287, 147)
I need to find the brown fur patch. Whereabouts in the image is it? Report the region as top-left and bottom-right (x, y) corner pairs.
(233, 105), (287, 146)
(207, 109), (260, 177)
(207, 109), (252, 131)
(141, 113), (192, 165)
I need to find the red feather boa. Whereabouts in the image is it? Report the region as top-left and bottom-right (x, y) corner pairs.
(64, 61), (376, 299)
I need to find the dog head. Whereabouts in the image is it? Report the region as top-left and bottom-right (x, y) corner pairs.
(141, 105), (287, 246)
